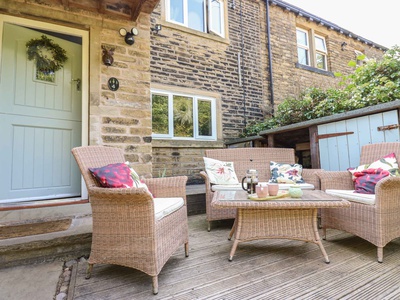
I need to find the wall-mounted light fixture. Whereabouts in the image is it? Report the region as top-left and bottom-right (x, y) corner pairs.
(341, 42), (348, 51)
(102, 45), (115, 66)
(119, 28), (138, 45)
(151, 24), (162, 34)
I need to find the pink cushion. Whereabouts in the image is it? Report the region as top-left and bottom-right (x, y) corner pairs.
(352, 168), (390, 194)
(348, 153), (399, 194)
(89, 163), (134, 188)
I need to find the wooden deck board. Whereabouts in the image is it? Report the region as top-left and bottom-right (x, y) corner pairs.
(68, 214), (400, 299)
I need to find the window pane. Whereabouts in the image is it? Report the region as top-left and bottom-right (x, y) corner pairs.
(297, 48), (309, 65)
(173, 96), (194, 137)
(316, 53), (326, 70)
(315, 36), (326, 52)
(152, 94), (169, 134)
(296, 30), (308, 46)
(198, 99), (212, 136)
(188, 0), (205, 32)
(169, 0), (184, 23)
(210, 0), (222, 35)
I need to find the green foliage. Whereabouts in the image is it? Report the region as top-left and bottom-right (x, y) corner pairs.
(241, 46), (400, 137)
(152, 94), (169, 134)
(26, 35), (68, 72)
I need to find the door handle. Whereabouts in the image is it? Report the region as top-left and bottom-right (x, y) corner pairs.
(72, 78), (81, 91)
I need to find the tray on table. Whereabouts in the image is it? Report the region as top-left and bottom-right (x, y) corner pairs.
(248, 190), (289, 201)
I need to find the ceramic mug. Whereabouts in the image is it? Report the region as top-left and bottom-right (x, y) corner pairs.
(268, 183), (279, 196)
(256, 185), (269, 198)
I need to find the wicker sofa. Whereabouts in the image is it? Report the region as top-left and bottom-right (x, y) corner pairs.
(200, 147), (322, 231)
(318, 142), (400, 262)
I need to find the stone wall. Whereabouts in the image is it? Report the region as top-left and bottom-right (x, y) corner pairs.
(150, 0), (266, 140)
(149, 0), (385, 183)
(267, 6), (384, 105)
(0, 0), (154, 177)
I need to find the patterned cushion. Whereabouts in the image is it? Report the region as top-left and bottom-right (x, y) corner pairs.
(348, 153), (400, 194)
(125, 161), (154, 196)
(352, 168), (390, 194)
(269, 161), (304, 184)
(89, 163), (133, 188)
(203, 157), (239, 185)
(348, 152), (400, 180)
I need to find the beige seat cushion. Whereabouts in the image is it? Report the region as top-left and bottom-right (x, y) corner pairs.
(153, 197), (184, 220)
(325, 189), (375, 205)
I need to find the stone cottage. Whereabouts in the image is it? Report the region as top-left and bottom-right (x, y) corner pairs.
(149, 0), (386, 183)
(0, 0), (386, 264)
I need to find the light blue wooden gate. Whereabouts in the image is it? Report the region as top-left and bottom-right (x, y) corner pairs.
(318, 110), (400, 171)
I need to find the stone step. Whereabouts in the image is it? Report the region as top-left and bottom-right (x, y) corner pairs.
(0, 184), (205, 268)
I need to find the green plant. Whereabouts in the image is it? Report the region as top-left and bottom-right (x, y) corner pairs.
(26, 35), (68, 72)
(241, 46), (400, 137)
(158, 167), (167, 178)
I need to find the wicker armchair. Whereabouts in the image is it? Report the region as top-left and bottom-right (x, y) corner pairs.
(200, 147), (322, 231)
(71, 146), (189, 295)
(318, 142), (400, 262)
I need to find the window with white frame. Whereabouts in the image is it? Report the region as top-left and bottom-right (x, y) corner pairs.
(354, 50), (369, 66)
(296, 28), (328, 71)
(296, 28), (310, 66)
(315, 35), (327, 70)
(151, 90), (217, 140)
(166, 0), (225, 37)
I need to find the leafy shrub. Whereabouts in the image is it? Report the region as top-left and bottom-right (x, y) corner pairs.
(241, 46), (400, 137)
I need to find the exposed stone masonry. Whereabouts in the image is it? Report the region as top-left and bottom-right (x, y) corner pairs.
(149, 1), (384, 182)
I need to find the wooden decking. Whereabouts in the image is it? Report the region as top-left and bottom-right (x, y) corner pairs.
(68, 214), (400, 299)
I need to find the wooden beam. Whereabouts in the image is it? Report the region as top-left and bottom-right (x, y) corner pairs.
(377, 124), (400, 131)
(316, 131), (353, 141)
(61, 0), (70, 7)
(98, 0), (106, 15)
(267, 134), (274, 148)
(296, 142), (310, 151)
(309, 125), (320, 169)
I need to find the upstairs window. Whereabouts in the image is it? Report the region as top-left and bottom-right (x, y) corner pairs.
(152, 90), (217, 140)
(354, 50), (369, 66)
(296, 28), (309, 66)
(166, 0), (225, 37)
(315, 35), (327, 70)
(296, 27), (328, 71)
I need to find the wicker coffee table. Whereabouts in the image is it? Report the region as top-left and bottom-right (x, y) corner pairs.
(211, 190), (350, 263)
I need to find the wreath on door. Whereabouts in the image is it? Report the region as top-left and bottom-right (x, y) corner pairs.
(26, 35), (68, 72)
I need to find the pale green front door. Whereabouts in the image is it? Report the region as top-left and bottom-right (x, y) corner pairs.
(0, 22), (82, 203)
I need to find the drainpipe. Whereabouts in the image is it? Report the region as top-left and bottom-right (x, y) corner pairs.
(266, 0), (275, 114)
(239, 0), (247, 127)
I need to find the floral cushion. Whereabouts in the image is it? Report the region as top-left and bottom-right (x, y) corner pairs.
(269, 161), (304, 184)
(125, 161), (142, 187)
(348, 152), (399, 179)
(89, 163), (133, 188)
(348, 152), (400, 194)
(125, 161), (153, 196)
(203, 157), (239, 185)
(352, 168), (390, 194)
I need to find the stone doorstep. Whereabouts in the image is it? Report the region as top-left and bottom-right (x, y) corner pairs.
(0, 218), (73, 240)
(0, 184), (205, 268)
(0, 215), (93, 268)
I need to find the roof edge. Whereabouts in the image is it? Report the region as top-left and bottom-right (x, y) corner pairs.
(269, 0), (388, 51)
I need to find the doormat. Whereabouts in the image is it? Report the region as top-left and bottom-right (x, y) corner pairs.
(0, 219), (72, 239)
